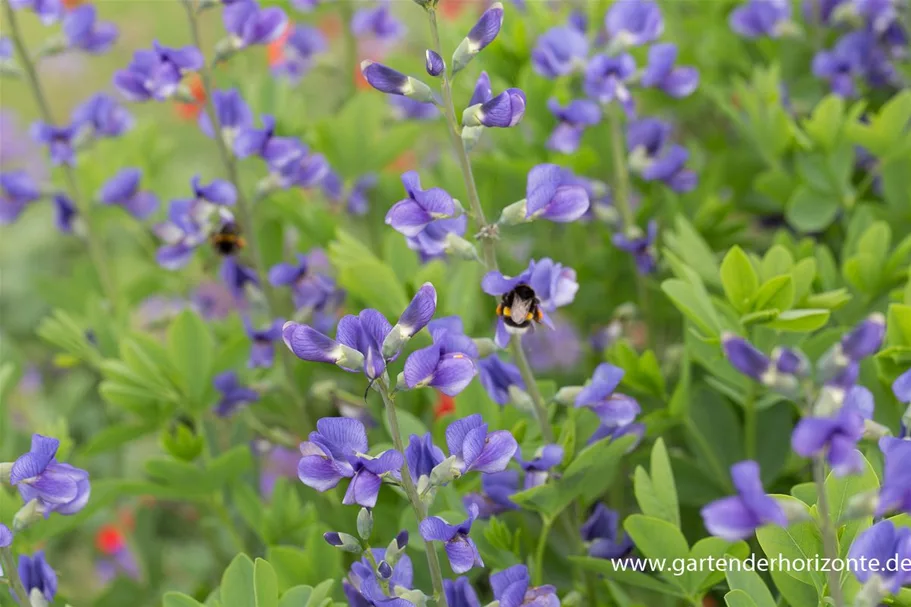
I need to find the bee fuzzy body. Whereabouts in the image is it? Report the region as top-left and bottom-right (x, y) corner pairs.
(210, 222), (245, 256)
(496, 284), (544, 334)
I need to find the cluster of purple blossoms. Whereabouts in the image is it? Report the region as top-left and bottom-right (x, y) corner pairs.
(626, 119), (697, 194)
(385, 171), (468, 261)
(581, 503), (635, 559)
(421, 505), (484, 574)
(9, 434), (91, 522)
(63, 4), (117, 54)
(462, 443), (562, 518)
(98, 168), (159, 220)
(268, 249), (345, 333)
(701, 460), (787, 540)
(482, 257), (579, 347)
(492, 564), (561, 607)
(343, 543), (413, 607)
(729, 0), (795, 39)
(222, 0), (287, 50)
(297, 417), (404, 508)
(497, 164), (592, 226)
(573, 363), (645, 448)
(352, 0), (405, 45)
(18, 551), (58, 603)
(114, 41), (204, 102)
(271, 24), (326, 82)
(8, 0), (64, 24)
(213, 371), (259, 418)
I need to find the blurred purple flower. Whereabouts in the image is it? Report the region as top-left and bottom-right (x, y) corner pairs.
(346, 174), (377, 215)
(444, 578), (481, 607)
(612, 220), (659, 274)
(272, 24), (326, 81)
(98, 168), (158, 219)
(478, 355), (525, 405)
(8, 0), (62, 25)
(298, 417), (403, 507)
(584, 53), (636, 114)
(199, 88), (253, 144)
(532, 25), (589, 78)
(641, 43), (699, 98)
(11, 434), (90, 517)
(522, 315), (582, 372)
(605, 0), (664, 46)
(223, 0), (288, 47)
(244, 317), (284, 368)
(582, 503), (634, 559)
(18, 551), (57, 602)
(877, 436), (911, 516)
(792, 386), (873, 476)
(729, 0), (792, 38)
(491, 564), (559, 607)
(847, 520), (911, 593)
(463, 470), (519, 518)
(701, 460), (786, 540)
(220, 255), (259, 301)
(389, 95), (440, 120)
(213, 371), (258, 417)
(269, 250), (343, 315)
(351, 2), (405, 42)
(255, 443), (300, 499)
(523, 163), (591, 222)
(72, 93), (133, 138)
(114, 42), (203, 102)
(0, 171), (42, 224)
(515, 444), (562, 489)
(63, 4), (117, 54)
(53, 193), (77, 233)
(30, 121), (78, 166)
(546, 98), (601, 153)
(192, 281), (238, 320)
(420, 504), (484, 574)
(627, 118), (696, 192)
(0, 523), (12, 548)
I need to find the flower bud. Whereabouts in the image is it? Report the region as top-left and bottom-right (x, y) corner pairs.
(444, 232), (481, 261)
(0, 462), (12, 484)
(425, 49), (444, 77)
(508, 384), (534, 412)
(854, 575), (888, 607)
(360, 61), (435, 103)
(377, 560), (393, 579)
(357, 507), (373, 540)
(462, 89), (526, 128)
(451, 3), (504, 74)
(461, 125), (485, 151)
(776, 497), (811, 525)
(497, 199), (529, 226)
(554, 386), (583, 406)
(161, 416), (205, 462)
(323, 531), (363, 553)
(473, 338), (498, 358)
(385, 530), (409, 566)
(841, 490), (879, 523)
(13, 499), (43, 532)
(395, 588), (429, 607)
(213, 37), (239, 64)
(863, 419), (892, 441)
(429, 455), (462, 486)
(29, 589), (50, 607)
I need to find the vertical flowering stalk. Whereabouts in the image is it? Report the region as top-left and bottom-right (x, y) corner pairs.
(180, 0), (310, 429)
(374, 377), (449, 607)
(814, 457), (845, 607)
(0, 544), (29, 607)
(424, 5), (554, 442)
(2, 1), (121, 317)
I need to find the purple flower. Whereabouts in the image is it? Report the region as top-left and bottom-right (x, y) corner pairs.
(8, 0), (62, 25)
(405, 432), (445, 481)
(95, 543), (140, 585)
(283, 309), (394, 378)
(0, 171), (42, 224)
(483, 258), (579, 344)
(53, 193), (77, 233)
(722, 334), (807, 384)
(641, 43), (699, 98)
(877, 436), (911, 515)
(469, 71), (493, 106)
(605, 0), (664, 46)
(445, 577), (481, 607)
(220, 255), (259, 301)
(346, 174), (377, 215)
(245, 317), (284, 368)
(223, 0), (288, 47)
(213, 371), (258, 417)
(360, 61), (434, 102)
(515, 444), (563, 489)
(419, 504), (484, 573)
(30, 121), (78, 166)
(847, 520), (911, 593)
(491, 564), (560, 607)
(464, 88), (527, 128)
(531, 25), (588, 78)
(386, 171), (457, 237)
(345, 548), (413, 606)
(729, 0), (792, 38)
(791, 387), (872, 476)
(583, 54), (636, 113)
(463, 470), (519, 518)
(199, 88), (253, 144)
(478, 355), (525, 405)
(403, 344), (477, 396)
(255, 443), (300, 499)
(113, 42), (203, 102)
(582, 503), (634, 559)
(268, 250), (341, 312)
(234, 115), (296, 164)
(894, 368), (911, 404)
(272, 24), (326, 81)
(429, 316), (479, 359)
(63, 4), (117, 54)
(452, 3), (504, 72)
(389, 95), (440, 121)
(18, 551), (57, 602)
(11, 434), (90, 517)
(626, 118), (696, 192)
(0, 523), (11, 548)
(384, 282), (438, 356)
(446, 414), (518, 474)
(522, 164), (590, 222)
(522, 315), (582, 372)
(72, 93), (133, 138)
(425, 49), (444, 76)
(701, 460), (787, 541)
(575, 363), (641, 428)
(297, 417), (403, 508)
(98, 168), (158, 219)
(840, 313), (886, 361)
(351, 2), (405, 42)
(612, 220), (659, 274)
(546, 98), (601, 154)
(0, 37), (12, 62)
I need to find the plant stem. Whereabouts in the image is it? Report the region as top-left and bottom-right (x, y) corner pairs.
(533, 517), (554, 586)
(425, 6), (554, 444)
(426, 7), (497, 270)
(3, 1), (122, 318)
(377, 379), (448, 607)
(362, 546), (390, 594)
(0, 547), (28, 606)
(181, 0), (311, 431)
(337, 0), (357, 110)
(813, 457), (845, 607)
(744, 386), (757, 460)
(607, 105), (634, 231)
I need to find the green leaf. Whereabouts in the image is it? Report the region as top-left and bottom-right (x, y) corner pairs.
(887, 304), (911, 347)
(721, 246), (760, 314)
(755, 495), (825, 593)
(661, 279), (721, 338)
(306, 580), (335, 607)
(167, 310), (214, 408)
(686, 538), (749, 593)
(786, 187), (839, 232)
(254, 559), (279, 607)
(802, 95), (845, 150)
(633, 439), (680, 527)
(725, 569), (777, 607)
(329, 230), (409, 319)
(753, 275), (794, 312)
(569, 556), (688, 598)
(278, 587), (312, 607)
(724, 589), (759, 607)
(163, 593), (205, 607)
(760, 245), (795, 280)
(79, 422), (158, 457)
(762, 309), (830, 332)
(624, 515), (689, 589)
(221, 554), (256, 607)
(825, 452), (878, 556)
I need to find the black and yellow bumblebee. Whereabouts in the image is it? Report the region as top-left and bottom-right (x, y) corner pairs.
(496, 284), (544, 334)
(210, 221), (245, 256)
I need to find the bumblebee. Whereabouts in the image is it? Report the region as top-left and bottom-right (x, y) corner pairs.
(210, 221), (245, 256)
(496, 284), (544, 333)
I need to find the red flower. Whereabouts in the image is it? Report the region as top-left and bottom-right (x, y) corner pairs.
(174, 73), (207, 121)
(96, 525), (125, 555)
(434, 392), (456, 420)
(267, 21), (293, 68)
